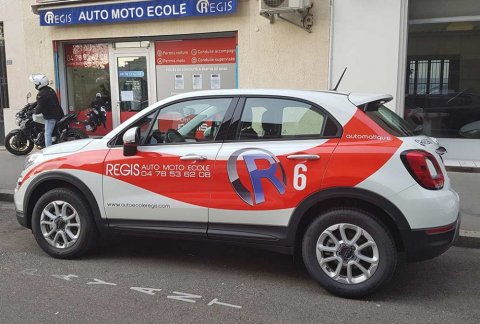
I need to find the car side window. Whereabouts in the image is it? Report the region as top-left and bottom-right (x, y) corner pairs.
(237, 98), (333, 140)
(143, 98), (232, 145)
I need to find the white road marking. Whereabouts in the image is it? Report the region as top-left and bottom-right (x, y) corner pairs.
(18, 269), (243, 310)
(208, 298), (242, 309)
(167, 291), (202, 303)
(130, 287), (162, 296)
(87, 278), (117, 286)
(51, 274), (79, 281)
(20, 269), (41, 276)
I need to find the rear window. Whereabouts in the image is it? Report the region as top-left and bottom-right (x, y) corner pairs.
(363, 102), (420, 137)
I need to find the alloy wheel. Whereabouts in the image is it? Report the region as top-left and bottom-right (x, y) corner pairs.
(40, 200), (81, 249)
(316, 223), (379, 284)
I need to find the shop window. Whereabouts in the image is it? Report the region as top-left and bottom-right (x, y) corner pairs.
(405, 20), (480, 138)
(407, 57), (459, 95)
(65, 43), (110, 110)
(65, 43), (112, 136)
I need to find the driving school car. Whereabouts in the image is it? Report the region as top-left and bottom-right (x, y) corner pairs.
(14, 89), (460, 298)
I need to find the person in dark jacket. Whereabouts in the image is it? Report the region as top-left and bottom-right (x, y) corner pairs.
(29, 74), (64, 147)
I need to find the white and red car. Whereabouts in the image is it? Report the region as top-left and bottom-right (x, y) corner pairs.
(15, 89), (460, 298)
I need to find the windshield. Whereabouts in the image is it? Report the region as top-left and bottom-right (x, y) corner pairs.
(363, 103), (420, 137)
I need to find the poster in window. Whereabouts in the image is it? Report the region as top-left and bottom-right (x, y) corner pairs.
(175, 74), (185, 90)
(211, 74), (221, 89)
(193, 74), (203, 90)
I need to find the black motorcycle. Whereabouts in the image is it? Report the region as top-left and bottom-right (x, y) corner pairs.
(85, 105), (107, 132)
(5, 93), (88, 155)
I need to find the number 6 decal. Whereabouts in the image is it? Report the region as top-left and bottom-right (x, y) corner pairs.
(293, 164), (307, 191)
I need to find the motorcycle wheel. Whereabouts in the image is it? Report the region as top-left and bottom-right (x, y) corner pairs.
(5, 131), (34, 155)
(63, 128), (88, 142)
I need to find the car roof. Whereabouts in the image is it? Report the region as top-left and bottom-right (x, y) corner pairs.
(168, 89), (392, 105)
(167, 89), (348, 99)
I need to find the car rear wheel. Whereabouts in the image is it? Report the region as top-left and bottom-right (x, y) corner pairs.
(302, 208), (397, 298)
(32, 188), (98, 259)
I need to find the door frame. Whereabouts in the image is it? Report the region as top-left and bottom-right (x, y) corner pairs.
(109, 45), (157, 128)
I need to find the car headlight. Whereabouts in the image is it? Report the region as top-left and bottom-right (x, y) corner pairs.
(24, 153), (42, 170)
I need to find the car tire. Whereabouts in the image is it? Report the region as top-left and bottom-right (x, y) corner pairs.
(302, 208), (397, 298)
(31, 188), (98, 259)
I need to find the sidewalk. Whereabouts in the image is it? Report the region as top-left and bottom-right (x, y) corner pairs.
(0, 147), (478, 247)
(0, 147), (24, 199)
(449, 172), (480, 248)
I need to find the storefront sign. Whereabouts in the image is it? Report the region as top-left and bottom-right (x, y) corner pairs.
(39, 0), (237, 26)
(155, 38), (236, 66)
(155, 37), (237, 99)
(119, 71), (145, 78)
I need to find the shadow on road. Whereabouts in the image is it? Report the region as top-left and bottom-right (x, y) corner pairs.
(90, 234), (305, 279)
(81, 233), (479, 301)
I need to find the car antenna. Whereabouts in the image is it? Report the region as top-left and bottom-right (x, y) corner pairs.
(332, 67), (347, 91)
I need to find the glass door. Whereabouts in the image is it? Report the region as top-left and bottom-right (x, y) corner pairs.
(110, 45), (156, 128)
(116, 55), (149, 123)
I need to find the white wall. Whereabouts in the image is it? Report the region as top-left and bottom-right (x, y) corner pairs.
(0, 0), (32, 134)
(330, 0), (408, 111)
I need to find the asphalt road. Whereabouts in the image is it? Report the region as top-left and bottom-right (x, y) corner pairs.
(1, 202), (479, 323)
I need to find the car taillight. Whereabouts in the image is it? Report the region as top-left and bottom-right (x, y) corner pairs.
(401, 150), (444, 190)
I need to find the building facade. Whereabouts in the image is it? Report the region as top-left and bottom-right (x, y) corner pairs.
(1, 0), (480, 162)
(0, 0), (330, 136)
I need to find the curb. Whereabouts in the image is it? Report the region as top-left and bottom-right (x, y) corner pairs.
(0, 190), (13, 202)
(454, 230), (480, 249)
(446, 166), (480, 173)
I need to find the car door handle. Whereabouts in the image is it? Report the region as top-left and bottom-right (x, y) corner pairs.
(287, 154), (320, 160)
(180, 155), (207, 161)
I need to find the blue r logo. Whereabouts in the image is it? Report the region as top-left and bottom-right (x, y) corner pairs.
(227, 148), (287, 206)
(243, 154), (286, 204)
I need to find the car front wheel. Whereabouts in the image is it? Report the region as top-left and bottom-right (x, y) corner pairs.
(302, 208), (397, 298)
(32, 188), (98, 259)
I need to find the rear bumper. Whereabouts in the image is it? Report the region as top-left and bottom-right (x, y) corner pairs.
(402, 214), (460, 262)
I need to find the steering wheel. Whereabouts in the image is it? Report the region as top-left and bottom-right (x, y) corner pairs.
(165, 129), (185, 143)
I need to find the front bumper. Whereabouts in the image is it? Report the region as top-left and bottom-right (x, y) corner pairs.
(402, 214), (461, 262)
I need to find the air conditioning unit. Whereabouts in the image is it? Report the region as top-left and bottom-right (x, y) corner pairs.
(260, 0), (312, 13)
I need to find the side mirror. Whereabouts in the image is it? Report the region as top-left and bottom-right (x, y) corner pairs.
(123, 127), (140, 157)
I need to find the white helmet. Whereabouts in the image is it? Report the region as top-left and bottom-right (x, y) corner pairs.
(29, 74), (49, 90)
